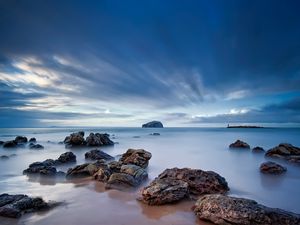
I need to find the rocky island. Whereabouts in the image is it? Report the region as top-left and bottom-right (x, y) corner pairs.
(142, 121), (163, 128)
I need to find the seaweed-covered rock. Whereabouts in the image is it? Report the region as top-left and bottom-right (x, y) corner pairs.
(85, 149), (114, 161)
(193, 194), (300, 225)
(139, 167), (229, 205)
(0, 193), (51, 218)
(119, 149), (152, 168)
(229, 140), (250, 149)
(260, 161), (287, 174)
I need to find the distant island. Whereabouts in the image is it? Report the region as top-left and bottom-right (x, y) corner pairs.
(227, 124), (264, 128)
(142, 121), (164, 128)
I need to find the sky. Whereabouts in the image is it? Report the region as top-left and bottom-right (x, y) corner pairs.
(0, 0), (300, 127)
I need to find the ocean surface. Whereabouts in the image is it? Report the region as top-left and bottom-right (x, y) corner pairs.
(0, 127), (300, 225)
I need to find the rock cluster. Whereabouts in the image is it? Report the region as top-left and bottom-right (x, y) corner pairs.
(142, 121), (163, 128)
(23, 152), (76, 176)
(260, 161), (287, 174)
(0, 193), (52, 218)
(193, 194), (300, 225)
(139, 167), (229, 205)
(229, 140), (250, 149)
(63, 131), (114, 147)
(265, 143), (300, 163)
(67, 149), (152, 190)
(2, 136), (43, 149)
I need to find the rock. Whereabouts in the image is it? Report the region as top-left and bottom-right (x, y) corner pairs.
(265, 143), (300, 159)
(142, 121), (163, 128)
(14, 136), (28, 144)
(139, 178), (189, 205)
(29, 144), (44, 150)
(105, 164), (148, 189)
(85, 133), (114, 146)
(29, 137), (36, 143)
(23, 160), (58, 176)
(3, 140), (17, 148)
(0, 155), (9, 160)
(93, 165), (112, 182)
(288, 155), (300, 163)
(56, 152), (76, 164)
(252, 146), (265, 153)
(193, 194), (300, 225)
(66, 160), (106, 179)
(139, 167), (229, 205)
(85, 149), (114, 161)
(0, 193), (51, 218)
(229, 140), (250, 149)
(260, 161), (287, 174)
(0, 141), (4, 145)
(119, 149), (152, 168)
(64, 131), (85, 147)
(150, 133), (160, 136)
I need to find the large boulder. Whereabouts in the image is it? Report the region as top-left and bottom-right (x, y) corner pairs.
(142, 121), (163, 128)
(119, 149), (152, 168)
(105, 164), (148, 189)
(193, 194), (300, 225)
(56, 152), (76, 164)
(265, 143), (300, 160)
(66, 160), (106, 179)
(85, 149), (114, 161)
(14, 136), (28, 144)
(23, 160), (60, 176)
(86, 133), (114, 146)
(64, 131), (85, 147)
(3, 140), (17, 148)
(260, 161), (287, 174)
(0, 193), (51, 218)
(139, 168), (229, 205)
(229, 140), (250, 149)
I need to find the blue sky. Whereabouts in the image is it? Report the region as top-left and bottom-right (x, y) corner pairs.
(0, 0), (300, 127)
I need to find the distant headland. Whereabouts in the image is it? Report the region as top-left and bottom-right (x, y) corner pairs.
(227, 124), (264, 128)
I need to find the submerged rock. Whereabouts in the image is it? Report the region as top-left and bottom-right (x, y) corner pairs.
(229, 140), (250, 149)
(139, 167), (229, 205)
(142, 121), (163, 128)
(150, 133), (160, 136)
(29, 144), (44, 150)
(119, 149), (152, 168)
(85, 149), (114, 161)
(252, 146), (265, 153)
(260, 161), (287, 174)
(29, 137), (37, 143)
(193, 194), (300, 225)
(0, 155), (9, 160)
(3, 141), (17, 148)
(0, 193), (51, 218)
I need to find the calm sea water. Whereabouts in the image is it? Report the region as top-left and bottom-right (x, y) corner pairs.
(0, 127), (300, 225)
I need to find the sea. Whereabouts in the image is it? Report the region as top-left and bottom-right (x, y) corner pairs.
(0, 127), (300, 225)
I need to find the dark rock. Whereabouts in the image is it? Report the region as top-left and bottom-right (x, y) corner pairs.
(0, 193), (50, 218)
(66, 160), (106, 179)
(139, 167), (229, 205)
(56, 152), (76, 164)
(265, 143), (300, 160)
(63, 131), (85, 147)
(142, 121), (163, 128)
(0, 141), (4, 145)
(150, 133), (160, 136)
(229, 140), (250, 149)
(119, 149), (152, 168)
(105, 164), (148, 189)
(29, 138), (36, 143)
(85, 133), (114, 146)
(139, 178), (189, 205)
(0, 155), (9, 160)
(3, 141), (17, 148)
(23, 160), (57, 176)
(252, 146), (265, 153)
(193, 194), (300, 225)
(85, 149), (114, 161)
(288, 155), (300, 163)
(93, 165), (112, 182)
(14, 136), (28, 144)
(29, 144), (44, 150)
(260, 161), (287, 174)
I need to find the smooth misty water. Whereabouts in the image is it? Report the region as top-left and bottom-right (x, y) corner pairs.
(0, 127), (300, 225)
